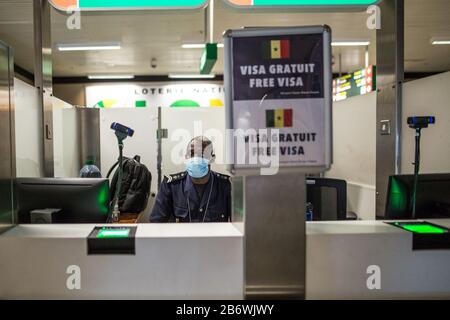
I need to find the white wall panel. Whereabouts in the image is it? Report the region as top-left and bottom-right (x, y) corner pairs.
(325, 92), (377, 219)
(401, 71), (450, 174)
(99, 108), (158, 192)
(14, 78), (43, 177)
(161, 107), (228, 177)
(53, 99), (80, 178)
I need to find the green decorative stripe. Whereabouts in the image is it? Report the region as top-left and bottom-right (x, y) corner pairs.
(79, 0), (207, 8)
(170, 100), (201, 108)
(135, 100), (146, 108)
(253, 0), (378, 5)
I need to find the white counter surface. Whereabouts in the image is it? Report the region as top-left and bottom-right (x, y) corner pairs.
(5, 219), (447, 238)
(307, 219), (450, 234)
(0, 223), (244, 300)
(306, 219), (450, 299)
(2, 222), (244, 238)
(1, 220), (449, 299)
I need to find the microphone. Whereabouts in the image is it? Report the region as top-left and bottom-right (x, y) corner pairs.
(111, 122), (134, 137)
(407, 116), (435, 129)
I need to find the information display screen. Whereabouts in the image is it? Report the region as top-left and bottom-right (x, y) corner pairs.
(333, 65), (376, 102)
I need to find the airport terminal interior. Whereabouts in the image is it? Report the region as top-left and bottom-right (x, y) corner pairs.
(0, 0), (449, 300)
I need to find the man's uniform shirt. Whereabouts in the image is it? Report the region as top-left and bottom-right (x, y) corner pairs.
(150, 171), (231, 223)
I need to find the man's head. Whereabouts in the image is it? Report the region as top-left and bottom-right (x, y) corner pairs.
(185, 136), (215, 179)
(185, 136), (215, 162)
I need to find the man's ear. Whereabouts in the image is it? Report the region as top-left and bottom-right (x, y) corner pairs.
(209, 154), (216, 164)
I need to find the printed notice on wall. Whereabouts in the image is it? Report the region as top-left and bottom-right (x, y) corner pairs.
(230, 31), (329, 169)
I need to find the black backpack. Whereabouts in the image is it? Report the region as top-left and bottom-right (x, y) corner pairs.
(107, 155), (151, 214)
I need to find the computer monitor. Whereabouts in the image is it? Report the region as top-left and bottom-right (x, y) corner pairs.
(385, 173), (450, 219)
(306, 177), (347, 221)
(15, 178), (110, 223)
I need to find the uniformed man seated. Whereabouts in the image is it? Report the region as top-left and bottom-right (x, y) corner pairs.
(150, 136), (231, 223)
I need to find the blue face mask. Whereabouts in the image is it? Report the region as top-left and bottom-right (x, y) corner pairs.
(186, 157), (210, 179)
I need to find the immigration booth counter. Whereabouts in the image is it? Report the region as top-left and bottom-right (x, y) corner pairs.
(1, 20), (450, 299)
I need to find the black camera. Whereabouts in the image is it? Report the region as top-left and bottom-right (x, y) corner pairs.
(407, 116), (435, 129)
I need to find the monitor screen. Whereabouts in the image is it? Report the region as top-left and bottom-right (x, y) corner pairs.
(385, 174), (450, 219)
(15, 178), (110, 223)
(306, 178), (347, 221)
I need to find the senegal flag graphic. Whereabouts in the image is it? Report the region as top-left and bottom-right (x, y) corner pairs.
(266, 109), (293, 128)
(262, 40), (290, 59)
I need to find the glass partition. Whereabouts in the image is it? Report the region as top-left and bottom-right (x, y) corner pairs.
(0, 41), (15, 232)
(53, 99), (81, 178)
(14, 78), (43, 178)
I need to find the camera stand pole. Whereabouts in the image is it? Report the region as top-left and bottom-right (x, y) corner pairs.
(406, 116), (435, 219)
(411, 127), (421, 219)
(110, 131), (126, 223)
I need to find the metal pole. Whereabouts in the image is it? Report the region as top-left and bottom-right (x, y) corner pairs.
(208, 0), (214, 44)
(33, 0), (54, 177)
(365, 45), (369, 68)
(411, 128), (421, 219)
(111, 135), (124, 223)
(242, 174), (306, 299)
(0, 42), (16, 231)
(157, 107), (162, 190)
(204, 3), (207, 43)
(376, 0), (404, 217)
(205, 0), (214, 44)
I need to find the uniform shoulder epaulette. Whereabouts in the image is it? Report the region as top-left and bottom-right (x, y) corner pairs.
(165, 171), (187, 183)
(213, 172), (231, 181)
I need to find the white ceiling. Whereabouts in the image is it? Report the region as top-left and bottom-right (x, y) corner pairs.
(0, 0), (449, 77)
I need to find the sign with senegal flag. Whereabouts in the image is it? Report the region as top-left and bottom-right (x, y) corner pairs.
(224, 26), (332, 172)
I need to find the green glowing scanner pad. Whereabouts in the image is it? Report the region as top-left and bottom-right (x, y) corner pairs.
(97, 228), (130, 238)
(387, 221), (450, 250)
(391, 221), (448, 234)
(88, 226), (136, 255)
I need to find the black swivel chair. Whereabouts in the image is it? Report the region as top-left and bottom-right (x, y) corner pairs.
(306, 177), (357, 221)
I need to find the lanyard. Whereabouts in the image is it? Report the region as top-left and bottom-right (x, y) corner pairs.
(187, 174), (214, 223)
